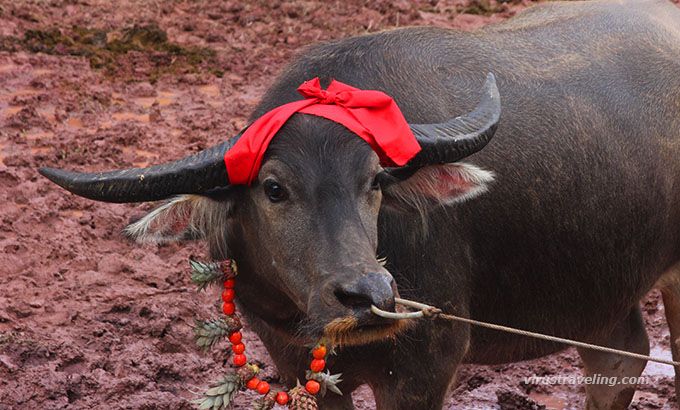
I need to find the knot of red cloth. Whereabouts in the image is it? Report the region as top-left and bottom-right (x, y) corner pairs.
(224, 77), (421, 185)
(302, 87), (343, 105)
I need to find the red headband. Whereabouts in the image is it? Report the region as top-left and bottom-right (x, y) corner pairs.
(224, 77), (421, 185)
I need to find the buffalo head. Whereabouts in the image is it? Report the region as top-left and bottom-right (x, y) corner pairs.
(39, 74), (500, 347)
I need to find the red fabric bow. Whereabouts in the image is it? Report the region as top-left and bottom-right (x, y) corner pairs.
(224, 77), (421, 185)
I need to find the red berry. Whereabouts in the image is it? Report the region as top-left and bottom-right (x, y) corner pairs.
(233, 353), (246, 367)
(256, 381), (270, 395)
(276, 392), (289, 405)
(221, 288), (235, 302)
(310, 359), (325, 372)
(313, 345), (327, 359)
(232, 343), (245, 354)
(246, 377), (260, 390)
(222, 302), (235, 315)
(223, 279), (235, 288)
(228, 332), (242, 344)
(305, 380), (320, 394)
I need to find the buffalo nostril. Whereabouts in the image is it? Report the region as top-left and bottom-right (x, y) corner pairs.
(334, 289), (374, 310)
(335, 271), (396, 313)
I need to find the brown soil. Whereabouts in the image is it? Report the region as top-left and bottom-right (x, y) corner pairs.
(1, 0), (679, 409)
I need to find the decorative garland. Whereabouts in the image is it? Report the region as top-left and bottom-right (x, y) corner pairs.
(190, 260), (343, 410)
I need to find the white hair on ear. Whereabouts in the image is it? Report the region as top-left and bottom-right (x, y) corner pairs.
(124, 194), (229, 255)
(125, 195), (193, 243)
(381, 162), (494, 232)
(436, 162), (495, 205)
(386, 162), (494, 207)
(383, 162), (494, 232)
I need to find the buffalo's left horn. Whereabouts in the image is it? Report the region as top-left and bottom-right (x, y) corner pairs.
(38, 138), (237, 203)
(406, 72), (501, 167)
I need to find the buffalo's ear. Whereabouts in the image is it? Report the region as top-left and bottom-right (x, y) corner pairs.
(124, 194), (232, 245)
(381, 163), (494, 212)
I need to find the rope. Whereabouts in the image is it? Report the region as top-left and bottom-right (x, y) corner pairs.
(370, 298), (680, 367)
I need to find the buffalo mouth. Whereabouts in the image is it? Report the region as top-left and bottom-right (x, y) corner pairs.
(322, 307), (414, 347)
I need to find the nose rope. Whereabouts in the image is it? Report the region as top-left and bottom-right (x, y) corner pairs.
(371, 298), (680, 368)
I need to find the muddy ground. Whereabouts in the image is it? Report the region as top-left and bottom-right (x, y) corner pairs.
(1, 0), (680, 409)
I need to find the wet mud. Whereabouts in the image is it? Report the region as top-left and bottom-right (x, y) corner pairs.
(1, 0), (679, 408)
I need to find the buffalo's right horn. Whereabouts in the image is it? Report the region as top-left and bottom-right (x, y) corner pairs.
(406, 73), (501, 167)
(38, 136), (240, 203)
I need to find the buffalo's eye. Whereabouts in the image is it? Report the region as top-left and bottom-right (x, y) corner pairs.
(370, 173), (384, 191)
(263, 179), (287, 202)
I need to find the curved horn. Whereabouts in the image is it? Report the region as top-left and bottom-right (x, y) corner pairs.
(406, 73), (501, 167)
(39, 138), (238, 203)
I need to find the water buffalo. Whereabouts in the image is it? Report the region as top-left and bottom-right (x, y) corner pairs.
(39, 0), (680, 408)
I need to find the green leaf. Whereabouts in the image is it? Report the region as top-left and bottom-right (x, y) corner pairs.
(197, 398), (214, 410)
(212, 394), (223, 409)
